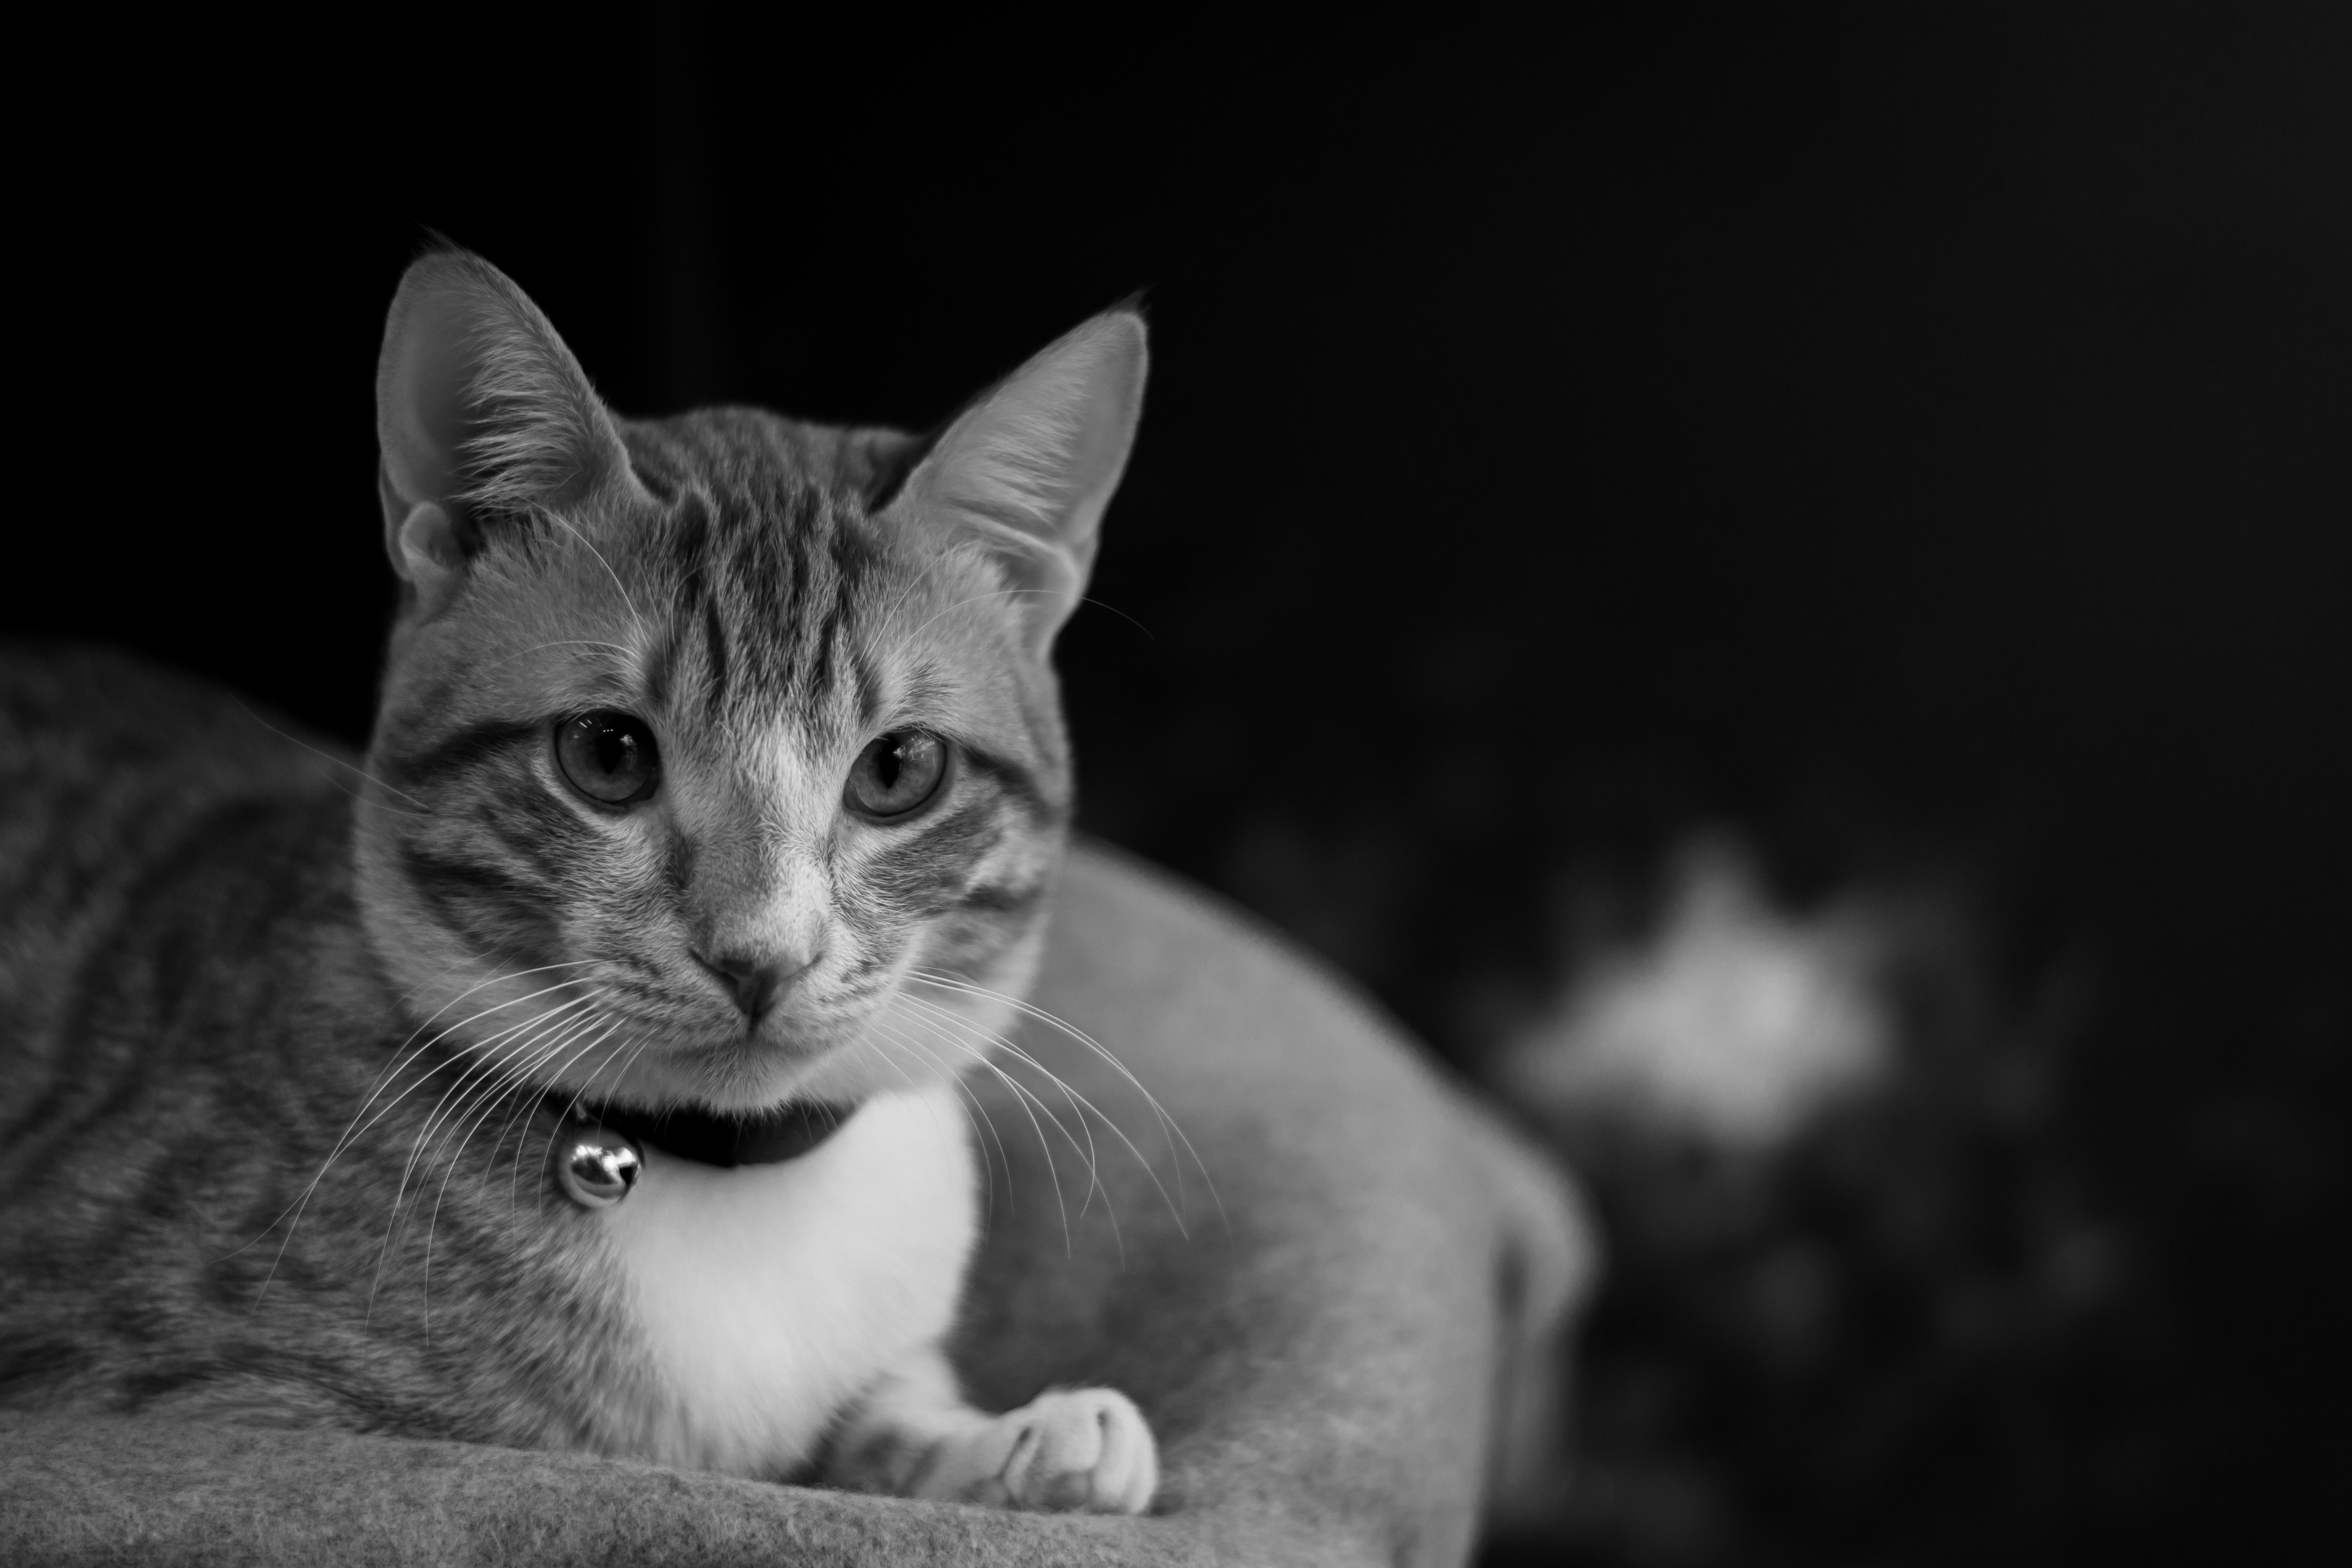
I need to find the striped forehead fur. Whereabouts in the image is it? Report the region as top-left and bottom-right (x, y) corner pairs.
(629, 416), (890, 736)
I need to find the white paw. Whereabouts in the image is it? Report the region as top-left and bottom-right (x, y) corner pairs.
(915, 1386), (1158, 1514)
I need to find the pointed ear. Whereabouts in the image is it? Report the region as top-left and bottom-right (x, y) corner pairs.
(887, 310), (1148, 654)
(376, 249), (636, 615)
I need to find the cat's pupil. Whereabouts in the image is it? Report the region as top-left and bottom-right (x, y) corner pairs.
(555, 711), (660, 806)
(846, 731), (947, 820)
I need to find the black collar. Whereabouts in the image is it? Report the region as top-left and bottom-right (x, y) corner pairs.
(559, 1095), (857, 1169)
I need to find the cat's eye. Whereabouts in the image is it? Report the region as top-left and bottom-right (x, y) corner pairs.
(845, 730), (949, 820)
(555, 711), (662, 806)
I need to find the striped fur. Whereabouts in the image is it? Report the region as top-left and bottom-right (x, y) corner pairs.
(360, 401), (1077, 1114)
(357, 250), (1139, 1119)
(0, 253), (1158, 1497)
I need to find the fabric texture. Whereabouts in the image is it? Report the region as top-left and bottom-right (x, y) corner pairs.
(1, 844), (1592, 1567)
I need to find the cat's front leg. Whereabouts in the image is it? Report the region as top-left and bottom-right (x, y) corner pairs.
(826, 1345), (1157, 1515)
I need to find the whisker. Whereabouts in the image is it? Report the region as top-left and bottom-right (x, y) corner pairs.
(482, 1062), (554, 1187)
(306, 767), (434, 819)
(898, 1011), (1082, 1260)
(885, 1003), (1094, 1258)
(861, 1019), (1009, 1226)
(907, 969), (1191, 1162)
(240, 966), (601, 1306)
(909, 1029), (1018, 1223)
(1073, 595), (1154, 641)
(368, 996), (597, 1323)
(335, 965), (607, 1157)
(882, 586), (1062, 668)
(419, 1006), (617, 1328)
(897, 991), (1177, 1243)
(867, 555), (953, 662)
(842, 1025), (974, 1184)
(400, 996), (601, 1198)
(909, 969), (1224, 1232)
(534, 1028), (660, 1217)
(519, 1029), (636, 1217)
(482, 1009), (627, 1198)
(373, 956), (603, 1032)
(232, 700), (434, 815)
(477, 637), (641, 676)
(383, 998), (595, 1284)
(542, 512), (651, 645)
(503, 1023), (636, 1213)
(894, 993), (1110, 1221)
(431, 1000), (614, 1207)
(279, 964), (604, 1236)
(417, 1064), (552, 1334)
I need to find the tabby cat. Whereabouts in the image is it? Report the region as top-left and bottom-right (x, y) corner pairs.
(0, 249), (1158, 1511)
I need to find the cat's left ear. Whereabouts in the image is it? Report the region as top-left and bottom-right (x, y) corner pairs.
(887, 310), (1148, 655)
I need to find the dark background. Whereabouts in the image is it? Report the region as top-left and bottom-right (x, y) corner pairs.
(20, 6), (2348, 1561)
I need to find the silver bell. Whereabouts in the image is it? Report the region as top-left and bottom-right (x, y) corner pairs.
(557, 1126), (642, 1210)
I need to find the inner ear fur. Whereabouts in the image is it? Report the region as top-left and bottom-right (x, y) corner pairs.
(375, 249), (637, 610)
(887, 310), (1149, 654)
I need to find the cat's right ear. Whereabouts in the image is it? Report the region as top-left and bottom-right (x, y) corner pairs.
(375, 250), (637, 616)
(884, 310), (1148, 657)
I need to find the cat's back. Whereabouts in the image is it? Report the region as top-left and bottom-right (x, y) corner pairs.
(0, 644), (341, 1054)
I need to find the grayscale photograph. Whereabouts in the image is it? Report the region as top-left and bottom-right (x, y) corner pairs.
(3, 8), (2343, 1564)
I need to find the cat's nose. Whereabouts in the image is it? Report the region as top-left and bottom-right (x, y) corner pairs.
(693, 950), (817, 1021)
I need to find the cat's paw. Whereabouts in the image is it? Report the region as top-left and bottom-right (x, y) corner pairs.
(915, 1386), (1157, 1514)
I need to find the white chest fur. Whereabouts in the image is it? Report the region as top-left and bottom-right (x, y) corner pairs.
(593, 1084), (977, 1475)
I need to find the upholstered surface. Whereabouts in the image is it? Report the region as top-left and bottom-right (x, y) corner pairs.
(1, 842), (1591, 1567)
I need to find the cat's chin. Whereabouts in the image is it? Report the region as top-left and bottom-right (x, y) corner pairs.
(559, 949), (1043, 1115)
(536, 1028), (962, 1117)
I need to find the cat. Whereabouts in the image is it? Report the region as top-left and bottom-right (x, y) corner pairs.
(0, 247), (1159, 1512)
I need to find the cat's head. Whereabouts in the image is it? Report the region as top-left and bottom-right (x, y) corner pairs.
(353, 250), (1145, 1113)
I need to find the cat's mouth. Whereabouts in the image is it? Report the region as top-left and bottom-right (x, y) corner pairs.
(490, 947), (1004, 1116)
(515, 986), (924, 1115)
